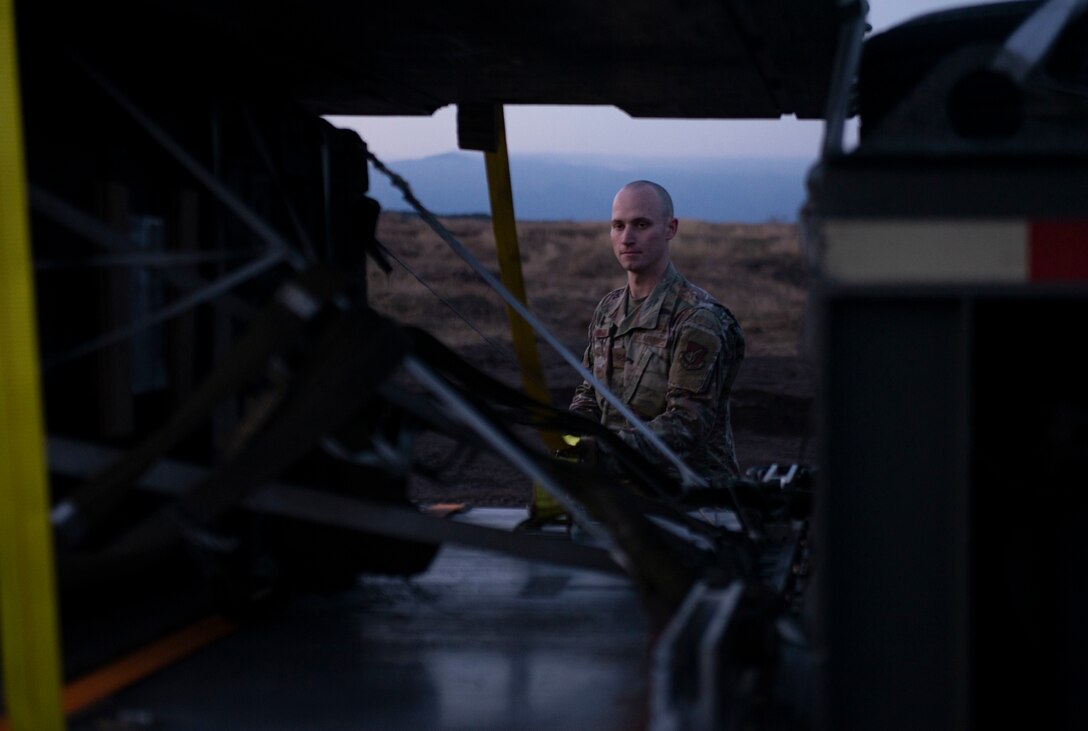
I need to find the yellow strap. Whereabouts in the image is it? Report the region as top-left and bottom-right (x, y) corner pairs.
(483, 107), (565, 518)
(0, 2), (67, 729)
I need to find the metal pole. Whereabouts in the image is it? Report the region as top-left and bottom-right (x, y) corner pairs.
(0, 1), (66, 727)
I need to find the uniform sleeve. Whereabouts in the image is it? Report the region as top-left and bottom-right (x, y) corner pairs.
(569, 294), (622, 423)
(617, 308), (737, 462)
(568, 340), (601, 421)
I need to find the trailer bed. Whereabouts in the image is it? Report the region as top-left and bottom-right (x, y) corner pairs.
(67, 507), (652, 730)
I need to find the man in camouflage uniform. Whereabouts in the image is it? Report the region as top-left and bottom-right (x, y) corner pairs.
(569, 180), (745, 485)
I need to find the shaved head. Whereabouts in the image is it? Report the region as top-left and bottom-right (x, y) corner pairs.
(610, 180), (678, 296)
(619, 180), (674, 221)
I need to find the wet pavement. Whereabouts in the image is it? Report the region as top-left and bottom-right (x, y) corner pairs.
(71, 508), (652, 730)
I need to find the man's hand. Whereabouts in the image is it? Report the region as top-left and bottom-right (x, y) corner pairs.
(555, 435), (600, 467)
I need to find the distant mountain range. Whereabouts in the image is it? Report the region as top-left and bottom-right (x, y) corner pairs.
(366, 152), (816, 223)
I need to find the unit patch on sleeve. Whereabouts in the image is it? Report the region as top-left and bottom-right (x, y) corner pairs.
(670, 326), (722, 393)
(680, 341), (708, 370)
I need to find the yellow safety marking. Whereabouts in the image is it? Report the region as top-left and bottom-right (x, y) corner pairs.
(483, 107), (565, 519)
(60, 615), (236, 718)
(0, 1), (67, 728)
(0, 615), (238, 730)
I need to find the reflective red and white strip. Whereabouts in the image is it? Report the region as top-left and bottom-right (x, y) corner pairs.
(820, 219), (1088, 283)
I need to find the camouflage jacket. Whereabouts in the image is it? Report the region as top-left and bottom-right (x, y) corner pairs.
(569, 263), (745, 483)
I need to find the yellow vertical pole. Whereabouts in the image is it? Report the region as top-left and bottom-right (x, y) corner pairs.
(482, 107), (566, 521)
(0, 1), (67, 728)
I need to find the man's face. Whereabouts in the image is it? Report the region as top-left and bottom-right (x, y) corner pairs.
(610, 185), (677, 277)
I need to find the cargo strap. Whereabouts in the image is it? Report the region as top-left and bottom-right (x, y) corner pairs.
(0, 1), (65, 726)
(47, 436), (623, 575)
(480, 105), (566, 521)
(50, 266), (352, 549)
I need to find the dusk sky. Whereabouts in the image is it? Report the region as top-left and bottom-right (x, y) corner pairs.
(328, 0), (971, 162)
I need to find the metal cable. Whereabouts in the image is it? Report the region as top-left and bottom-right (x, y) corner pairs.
(240, 105), (319, 261)
(368, 151), (707, 490)
(29, 185), (259, 323)
(373, 240), (549, 392)
(42, 252), (286, 370)
(403, 355), (629, 569)
(71, 51), (306, 272)
(34, 249), (260, 270)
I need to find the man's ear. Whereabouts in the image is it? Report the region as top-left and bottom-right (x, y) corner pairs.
(666, 217), (678, 240)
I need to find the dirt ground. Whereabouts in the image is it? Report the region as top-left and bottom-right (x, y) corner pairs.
(367, 213), (818, 506)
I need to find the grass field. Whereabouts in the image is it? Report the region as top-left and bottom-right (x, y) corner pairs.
(364, 212), (817, 506)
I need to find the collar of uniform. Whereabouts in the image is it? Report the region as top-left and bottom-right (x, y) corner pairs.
(612, 263), (682, 337)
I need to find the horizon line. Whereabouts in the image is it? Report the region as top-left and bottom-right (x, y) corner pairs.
(374, 208), (800, 224)
(373, 150), (819, 164)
